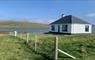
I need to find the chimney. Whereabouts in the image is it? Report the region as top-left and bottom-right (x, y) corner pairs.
(61, 14), (64, 18)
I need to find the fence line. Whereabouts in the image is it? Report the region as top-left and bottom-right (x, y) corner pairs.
(9, 31), (17, 37)
(54, 36), (76, 60)
(16, 32), (77, 60)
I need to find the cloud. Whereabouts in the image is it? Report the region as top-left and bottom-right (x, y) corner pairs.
(86, 13), (95, 17)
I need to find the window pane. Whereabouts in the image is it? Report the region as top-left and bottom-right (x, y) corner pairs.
(51, 25), (55, 31)
(62, 25), (68, 32)
(85, 25), (89, 32)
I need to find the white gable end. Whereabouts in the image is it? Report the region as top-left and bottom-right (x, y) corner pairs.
(71, 24), (92, 34)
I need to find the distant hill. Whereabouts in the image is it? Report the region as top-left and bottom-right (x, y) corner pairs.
(0, 21), (48, 28)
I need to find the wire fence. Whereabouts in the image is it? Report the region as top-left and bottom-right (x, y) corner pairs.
(16, 32), (78, 60)
(8, 31), (95, 60)
(17, 32), (55, 60)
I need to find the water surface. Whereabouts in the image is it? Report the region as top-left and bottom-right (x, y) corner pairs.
(0, 28), (49, 33)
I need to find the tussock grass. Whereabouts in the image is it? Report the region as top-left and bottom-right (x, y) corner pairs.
(2, 33), (95, 60)
(18, 34), (95, 60)
(0, 35), (45, 60)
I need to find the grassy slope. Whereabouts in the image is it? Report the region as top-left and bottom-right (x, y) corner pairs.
(0, 35), (46, 60)
(1, 34), (95, 60)
(18, 34), (95, 60)
(0, 21), (48, 28)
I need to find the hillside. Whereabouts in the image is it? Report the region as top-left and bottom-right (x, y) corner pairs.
(0, 21), (48, 28)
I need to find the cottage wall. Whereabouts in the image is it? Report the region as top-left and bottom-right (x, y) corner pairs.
(71, 24), (92, 34)
(60, 24), (71, 33)
(49, 24), (58, 32)
(50, 24), (71, 33)
(50, 24), (92, 34)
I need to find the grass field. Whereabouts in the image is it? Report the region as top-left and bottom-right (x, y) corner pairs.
(17, 33), (95, 60)
(0, 34), (47, 60)
(0, 34), (95, 60)
(0, 21), (48, 28)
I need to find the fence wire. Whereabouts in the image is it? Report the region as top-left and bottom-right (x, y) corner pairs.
(17, 32), (55, 59)
(17, 32), (95, 60)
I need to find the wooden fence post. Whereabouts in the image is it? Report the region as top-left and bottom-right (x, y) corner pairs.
(26, 33), (29, 43)
(14, 31), (17, 37)
(58, 49), (76, 59)
(54, 36), (58, 60)
(34, 34), (37, 52)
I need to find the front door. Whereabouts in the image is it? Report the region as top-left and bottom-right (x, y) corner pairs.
(58, 25), (60, 32)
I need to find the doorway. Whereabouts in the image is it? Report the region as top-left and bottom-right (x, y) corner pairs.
(58, 25), (60, 32)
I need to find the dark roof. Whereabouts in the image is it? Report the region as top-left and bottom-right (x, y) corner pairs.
(92, 25), (95, 34)
(50, 15), (89, 24)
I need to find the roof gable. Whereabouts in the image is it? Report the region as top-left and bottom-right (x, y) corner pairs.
(50, 15), (89, 24)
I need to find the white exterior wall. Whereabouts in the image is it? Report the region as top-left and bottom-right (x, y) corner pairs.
(50, 24), (71, 33)
(71, 24), (92, 34)
(60, 24), (71, 33)
(50, 24), (92, 34)
(49, 24), (58, 32)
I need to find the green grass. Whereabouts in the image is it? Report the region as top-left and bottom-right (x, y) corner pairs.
(0, 34), (47, 60)
(0, 34), (95, 60)
(0, 21), (48, 28)
(17, 34), (95, 60)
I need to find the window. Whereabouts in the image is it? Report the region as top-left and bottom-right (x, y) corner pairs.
(85, 25), (89, 32)
(51, 25), (55, 31)
(62, 25), (68, 32)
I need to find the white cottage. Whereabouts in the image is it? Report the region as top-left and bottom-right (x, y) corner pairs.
(49, 15), (92, 34)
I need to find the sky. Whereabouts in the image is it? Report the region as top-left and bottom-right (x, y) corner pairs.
(0, 0), (95, 24)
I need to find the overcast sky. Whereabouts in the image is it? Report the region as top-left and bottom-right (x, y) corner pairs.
(0, 0), (95, 24)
